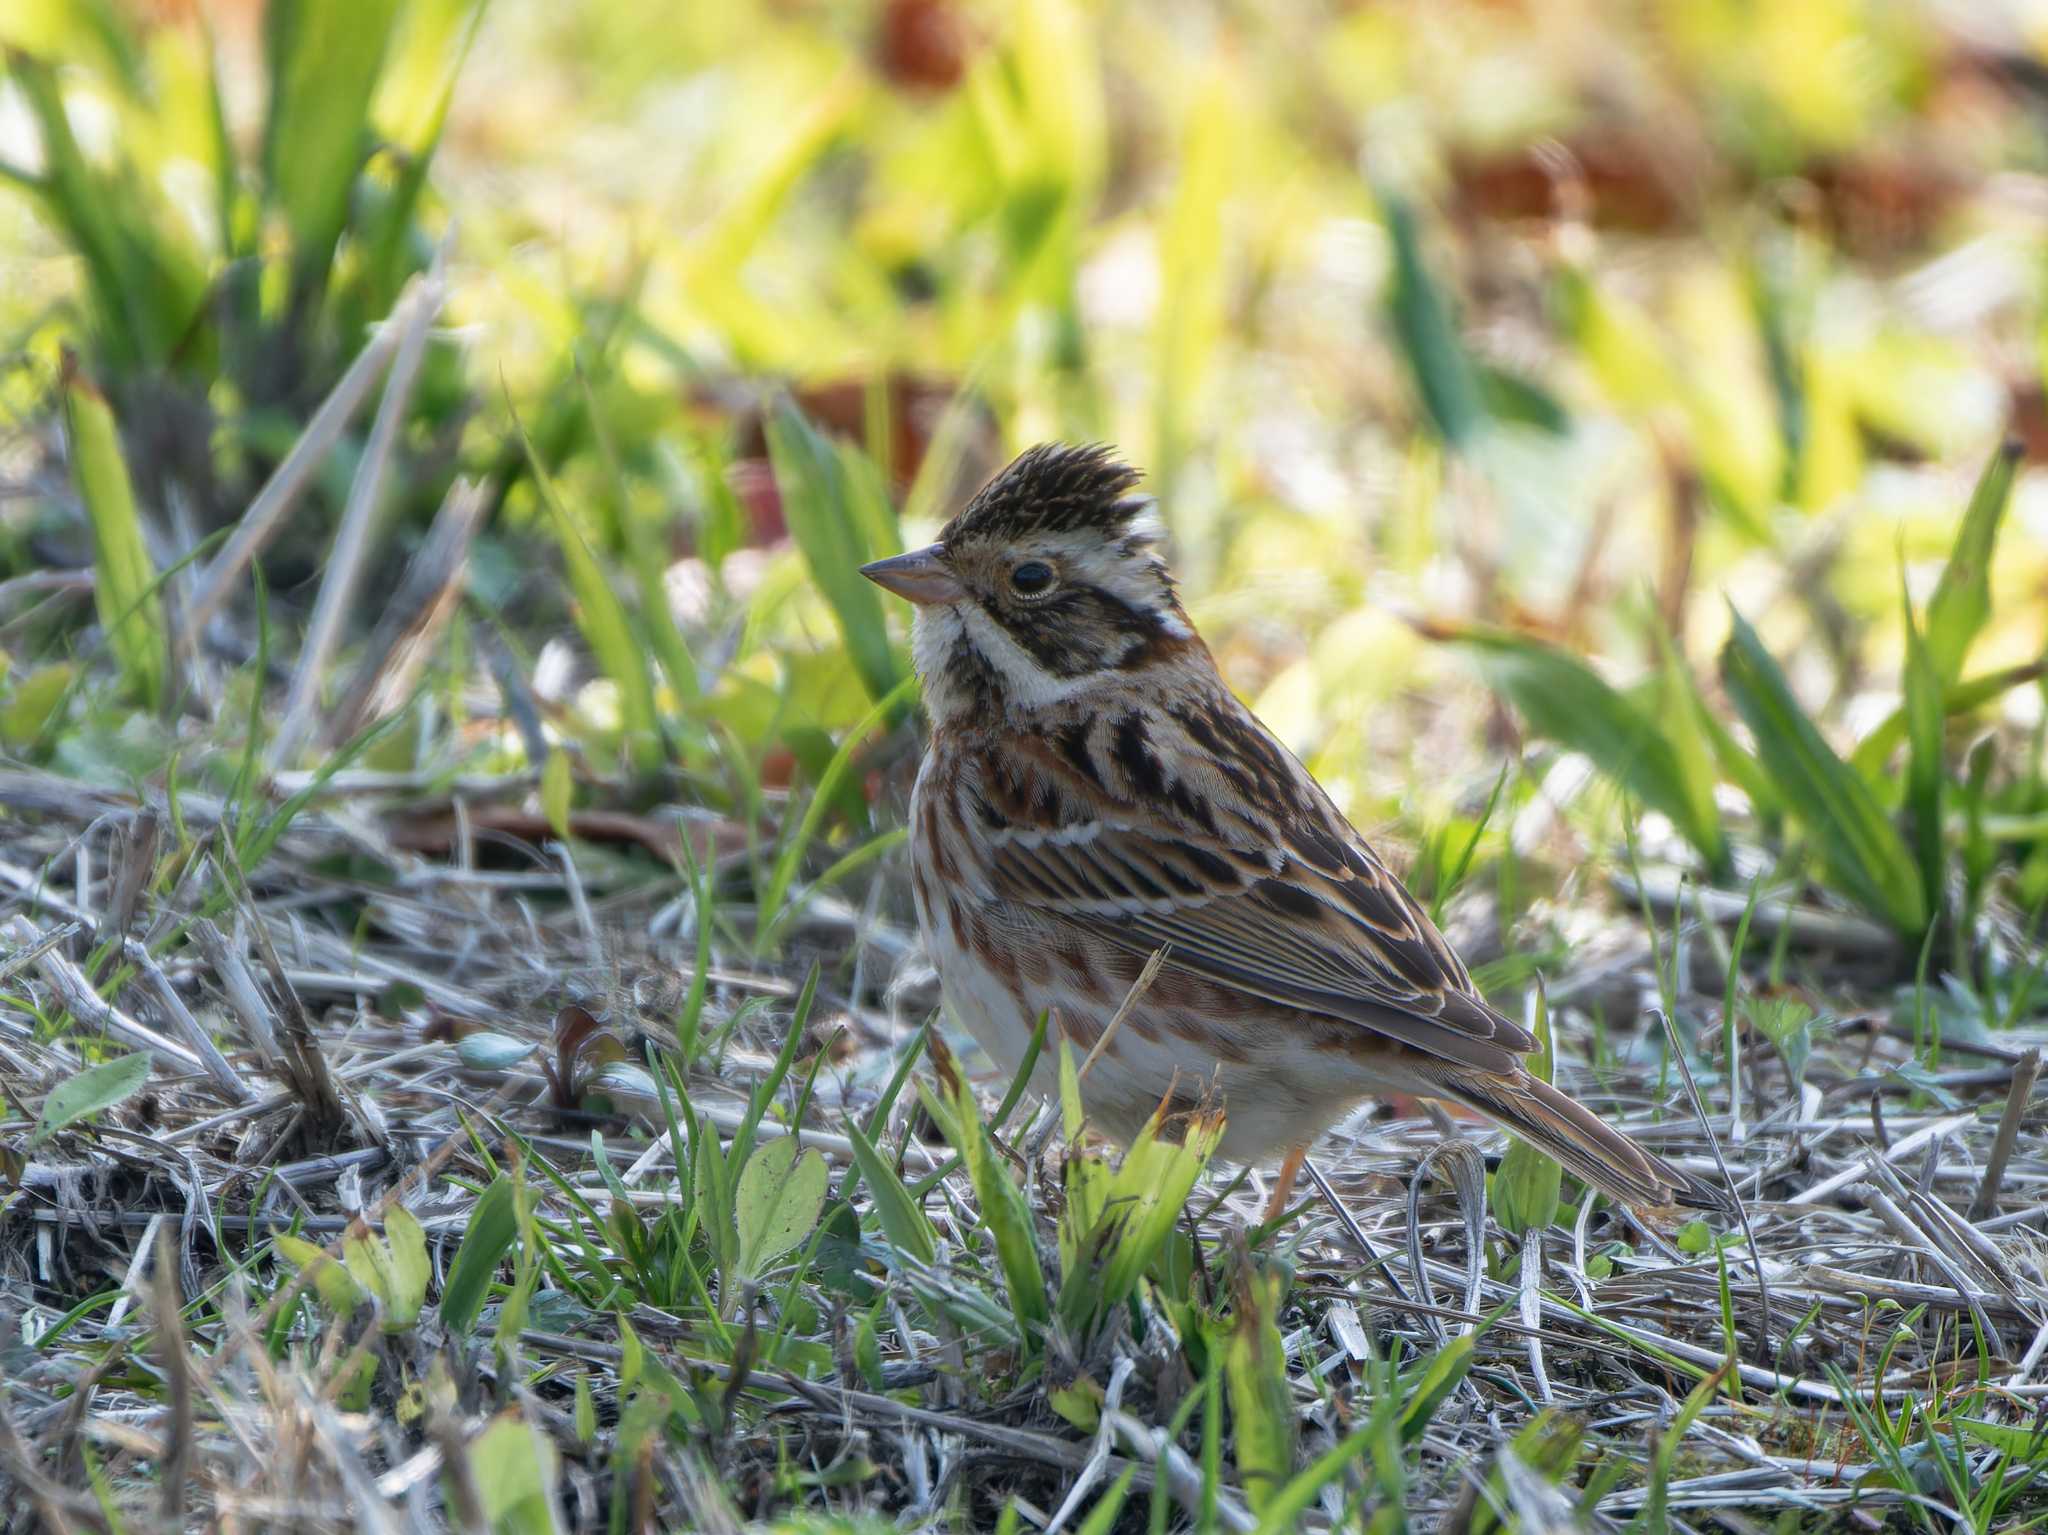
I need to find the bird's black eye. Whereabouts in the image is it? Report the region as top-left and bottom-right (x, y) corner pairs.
(1010, 560), (1056, 597)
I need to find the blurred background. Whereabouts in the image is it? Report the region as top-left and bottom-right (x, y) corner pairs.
(13, 5), (2048, 1525)
(4, 0), (2048, 978)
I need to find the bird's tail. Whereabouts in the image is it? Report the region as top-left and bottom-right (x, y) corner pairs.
(1446, 1070), (1733, 1216)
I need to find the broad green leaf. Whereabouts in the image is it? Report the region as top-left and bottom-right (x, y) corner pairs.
(1720, 608), (1926, 937)
(1956, 1417), (2048, 1458)
(1654, 620), (1767, 832)
(1445, 626), (1726, 873)
(31, 1052), (150, 1144)
(845, 1120), (937, 1267)
(441, 1174), (518, 1335)
(766, 399), (905, 706)
(493, 1179), (540, 1361)
(9, 54), (205, 369)
(1924, 440), (2021, 687)
(458, 1412), (560, 1535)
(0, 664), (74, 746)
(381, 1206), (431, 1329)
(262, 0), (404, 289)
(343, 1210), (428, 1333)
(1493, 986), (1561, 1236)
(734, 1135), (828, 1278)
(63, 366), (164, 708)
(1227, 1265), (1296, 1513)
(276, 1232), (367, 1314)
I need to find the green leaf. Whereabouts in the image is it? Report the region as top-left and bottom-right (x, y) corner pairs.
(63, 365), (164, 709)
(31, 1052), (150, 1145)
(518, 415), (662, 774)
(1742, 996), (1814, 1093)
(1956, 1417), (2048, 1459)
(1445, 626), (1727, 873)
(845, 1120), (937, 1267)
(262, 0), (404, 290)
(458, 1412), (560, 1535)
(1902, 585), (1945, 925)
(441, 1174), (519, 1335)
(0, 663), (75, 747)
(1924, 439), (2021, 688)
(1493, 987), (1562, 1236)
(1653, 619), (1767, 832)
(1250, 1423), (1383, 1535)
(1720, 608), (1926, 936)
(540, 749), (573, 842)
(344, 1206), (430, 1332)
(766, 398), (905, 705)
(755, 675), (918, 955)
(276, 1232), (367, 1315)
(1399, 1317), (1491, 1444)
(733, 1135), (828, 1279)
(1227, 1265), (1296, 1513)
(381, 1206), (431, 1329)
(1380, 188), (1487, 449)
(1851, 659), (2046, 779)
(1075, 1465), (1139, 1535)
(1057, 1090), (1222, 1340)
(934, 1041), (1047, 1345)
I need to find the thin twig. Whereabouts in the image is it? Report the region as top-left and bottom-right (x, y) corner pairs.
(1654, 1007), (1775, 1362)
(1079, 944), (1169, 1082)
(181, 276), (431, 649)
(269, 241), (451, 767)
(1970, 1046), (2041, 1222)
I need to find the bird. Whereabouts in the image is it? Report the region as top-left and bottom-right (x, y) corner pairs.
(860, 442), (1729, 1222)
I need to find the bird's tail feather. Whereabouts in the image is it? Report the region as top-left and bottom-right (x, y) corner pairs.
(1447, 1072), (1733, 1215)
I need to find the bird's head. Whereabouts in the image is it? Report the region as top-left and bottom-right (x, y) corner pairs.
(860, 444), (1198, 723)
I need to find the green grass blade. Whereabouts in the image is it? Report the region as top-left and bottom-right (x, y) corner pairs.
(440, 1173), (518, 1335)
(1380, 188), (1486, 450)
(765, 398), (906, 706)
(1493, 984), (1561, 1236)
(515, 406), (663, 774)
(1902, 581), (1946, 928)
(1227, 1264), (1296, 1514)
(1925, 439), (2021, 687)
(755, 674), (917, 955)
(845, 1119), (938, 1267)
(261, 0), (404, 293)
(932, 1040), (1048, 1346)
(1720, 607), (1926, 936)
(1442, 625), (1727, 874)
(62, 359), (165, 708)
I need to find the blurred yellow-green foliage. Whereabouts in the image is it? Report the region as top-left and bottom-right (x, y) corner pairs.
(4, 0), (2048, 879)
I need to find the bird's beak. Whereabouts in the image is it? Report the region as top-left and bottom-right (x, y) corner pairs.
(859, 544), (963, 606)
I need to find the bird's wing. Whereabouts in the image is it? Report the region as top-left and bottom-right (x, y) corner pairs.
(964, 701), (1535, 1074)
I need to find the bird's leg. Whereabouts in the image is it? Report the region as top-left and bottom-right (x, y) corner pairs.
(1263, 1142), (1309, 1224)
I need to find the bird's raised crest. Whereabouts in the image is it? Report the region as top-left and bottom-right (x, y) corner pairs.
(942, 442), (1147, 544)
